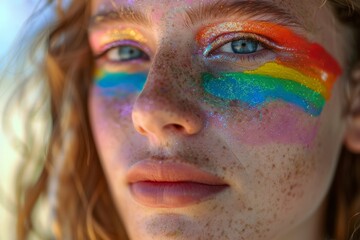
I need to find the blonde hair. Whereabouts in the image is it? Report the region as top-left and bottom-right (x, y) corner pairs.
(8, 0), (360, 239)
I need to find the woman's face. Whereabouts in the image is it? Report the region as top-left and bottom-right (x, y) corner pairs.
(88, 0), (348, 239)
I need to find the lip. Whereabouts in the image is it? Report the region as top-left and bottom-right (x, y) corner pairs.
(127, 160), (228, 208)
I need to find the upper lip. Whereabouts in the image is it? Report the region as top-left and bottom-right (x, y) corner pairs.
(126, 159), (228, 185)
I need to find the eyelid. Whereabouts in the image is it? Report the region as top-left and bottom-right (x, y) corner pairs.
(203, 32), (285, 56)
(95, 39), (151, 59)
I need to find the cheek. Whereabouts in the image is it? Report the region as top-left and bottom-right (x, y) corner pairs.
(89, 86), (134, 129)
(88, 85), (141, 210)
(215, 116), (336, 237)
(202, 71), (326, 117)
(246, 147), (324, 233)
(208, 90), (342, 233)
(90, 69), (145, 125)
(94, 70), (147, 98)
(88, 85), (137, 168)
(210, 103), (320, 147)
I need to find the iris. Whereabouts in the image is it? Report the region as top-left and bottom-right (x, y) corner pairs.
(108, 45), (145, 62)
(231, 39), (259, 54)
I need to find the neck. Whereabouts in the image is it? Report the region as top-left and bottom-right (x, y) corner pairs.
(275, 199), (327, 240)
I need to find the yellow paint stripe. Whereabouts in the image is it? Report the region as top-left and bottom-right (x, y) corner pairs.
(244, 62), (328, 99)
(94, 69), (105, 80)
(101, 28), (148, 46)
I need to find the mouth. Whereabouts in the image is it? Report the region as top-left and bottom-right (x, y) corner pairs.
(126, 160), (229, 208)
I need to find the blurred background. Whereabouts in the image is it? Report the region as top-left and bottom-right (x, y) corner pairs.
(0, 1), (44, 239)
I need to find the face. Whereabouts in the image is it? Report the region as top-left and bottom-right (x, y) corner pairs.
(88, 0), (348, 239)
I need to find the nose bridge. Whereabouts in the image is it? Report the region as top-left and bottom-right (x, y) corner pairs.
(131, 46), (204, 143)
(139, 44), (190, 107)
(149, 44), (182, 86)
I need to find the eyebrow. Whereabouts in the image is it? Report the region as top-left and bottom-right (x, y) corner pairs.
(89, 0), (303, 30)
(184, 0), (302, 28)
(89, 6), (151, 28)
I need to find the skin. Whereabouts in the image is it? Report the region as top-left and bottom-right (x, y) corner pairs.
(88, 0), (355, 239)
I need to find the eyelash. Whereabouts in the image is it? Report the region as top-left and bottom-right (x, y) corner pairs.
(95, 33), (281, 66)
(203, 32), (281, 61)
(96, 40), (150, 64)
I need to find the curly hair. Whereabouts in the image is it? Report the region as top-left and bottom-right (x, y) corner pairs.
(8, 0), (360, 239)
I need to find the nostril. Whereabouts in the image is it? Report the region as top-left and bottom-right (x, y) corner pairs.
(132, 105), (204, 138)
(173, 124), (184, 131)
(137, 126), (147, 135)
(164, 124), (186, 133)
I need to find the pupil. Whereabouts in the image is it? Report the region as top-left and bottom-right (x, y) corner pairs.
(231, 39), (259, 54)
(118, 46), (141, 60)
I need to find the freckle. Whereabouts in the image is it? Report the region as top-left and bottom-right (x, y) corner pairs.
(286, 173), (292, 180)
(248, 207), (253, 211)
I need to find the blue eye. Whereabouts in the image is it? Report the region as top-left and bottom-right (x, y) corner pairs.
(231, 39), (260, 54)
(219, 38), (264, 54)
(105, 45), (147, 62)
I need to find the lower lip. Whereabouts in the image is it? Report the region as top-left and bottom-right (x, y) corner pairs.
(130, 182), (228, 208)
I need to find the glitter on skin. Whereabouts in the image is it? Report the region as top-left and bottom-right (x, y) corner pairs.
(100, 28), (148, 47)
(203, 72), (325, 116)
(246, 62), (328, 98)
(197, 21), (342, 86)
(224, 105), (319, 146)
(197, 21), (342, 116)
(94, 69), (147, 97)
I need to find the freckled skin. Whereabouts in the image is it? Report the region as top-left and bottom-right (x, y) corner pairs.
(89, 0), (348, 239)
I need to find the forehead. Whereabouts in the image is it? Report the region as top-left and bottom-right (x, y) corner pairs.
(92, 0), (316, 10)
(91, 0), (325, 31)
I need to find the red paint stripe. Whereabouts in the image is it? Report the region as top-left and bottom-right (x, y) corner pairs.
(197, 21), (342, 91)
(241, 22), (342, 76)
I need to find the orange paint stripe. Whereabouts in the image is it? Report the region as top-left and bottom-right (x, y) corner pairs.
(196, 21), (342, 92)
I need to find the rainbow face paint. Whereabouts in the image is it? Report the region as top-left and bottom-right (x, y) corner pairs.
(197, 21), (342, 116)
(90, 27), (149, 52)
(203, 71), (325, 116)
(103, 28), (147, 45)
(94, 69), (147, 97)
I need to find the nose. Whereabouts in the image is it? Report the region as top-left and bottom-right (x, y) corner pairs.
(131, 53), (204, 144)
